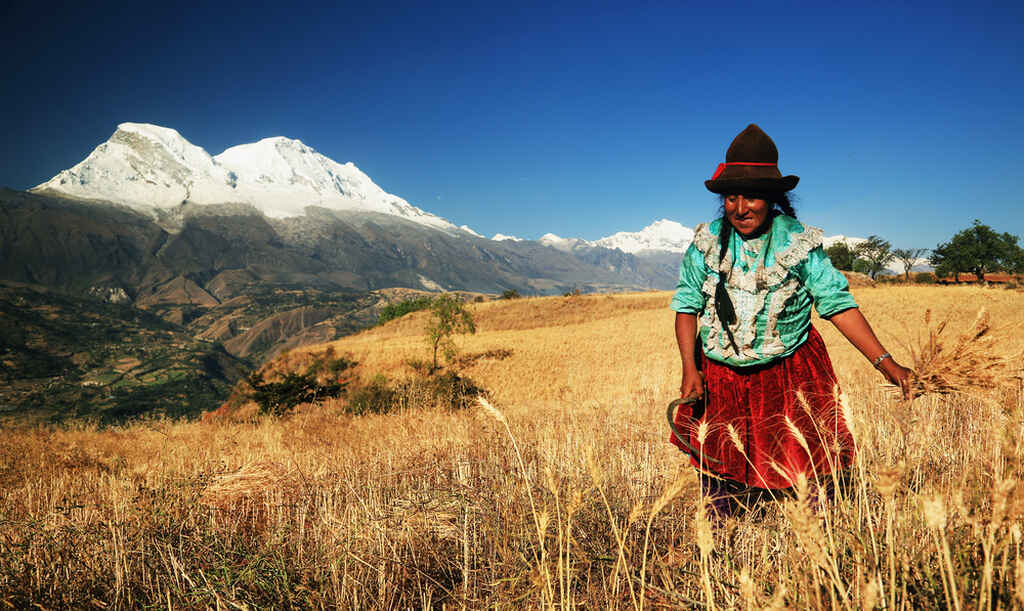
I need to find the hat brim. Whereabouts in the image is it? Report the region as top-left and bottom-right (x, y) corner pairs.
(705, 175), (799, 194)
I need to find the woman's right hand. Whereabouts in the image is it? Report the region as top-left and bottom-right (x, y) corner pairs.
(680, 368), (704, 401)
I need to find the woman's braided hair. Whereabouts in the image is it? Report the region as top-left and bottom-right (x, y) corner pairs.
(713, 192), (797, 353)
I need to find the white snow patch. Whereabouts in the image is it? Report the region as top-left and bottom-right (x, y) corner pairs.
(594, 219), (695, 254)
(539, 233), (592, 252)
(822, 235), (867, 249)
(33, 123), (458, 232)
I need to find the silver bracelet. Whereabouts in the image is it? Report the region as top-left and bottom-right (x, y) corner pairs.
(872, 352), (892, 368)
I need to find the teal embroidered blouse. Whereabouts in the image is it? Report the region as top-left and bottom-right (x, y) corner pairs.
(670, 215), (857, 367)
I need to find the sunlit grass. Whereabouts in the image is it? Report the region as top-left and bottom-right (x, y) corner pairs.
(1, 285), (1023, 607)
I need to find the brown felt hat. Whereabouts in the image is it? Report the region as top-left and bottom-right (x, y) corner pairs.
(704, 124), (799, 194)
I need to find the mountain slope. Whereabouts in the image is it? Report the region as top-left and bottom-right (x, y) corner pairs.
(0, 283), (249, 423)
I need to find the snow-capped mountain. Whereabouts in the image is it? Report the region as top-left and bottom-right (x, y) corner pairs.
(32, 123), (457, 231)
(594, 219), (695, 254)
(537, 219), (921, 275)
(538, 233), (592, 252)
(822, 234), (866, 249)
(535, 220), (696, 254)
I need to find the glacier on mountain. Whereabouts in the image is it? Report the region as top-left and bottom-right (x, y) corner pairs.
(593, 219), (695, 254)
(538, 233), (591, 252)
(32, 123), (457, 231)
(531, 219), (696, 254)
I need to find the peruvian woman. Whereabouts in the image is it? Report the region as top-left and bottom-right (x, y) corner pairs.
(669, 124), (912, 516)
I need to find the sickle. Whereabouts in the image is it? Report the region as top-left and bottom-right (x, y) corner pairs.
(667, 396), (722, 465)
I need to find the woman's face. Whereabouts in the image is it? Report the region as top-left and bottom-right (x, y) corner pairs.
(724, 194), (772, 237)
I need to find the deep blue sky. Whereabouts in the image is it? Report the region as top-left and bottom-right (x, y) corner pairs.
(3, 1), (1022, 248)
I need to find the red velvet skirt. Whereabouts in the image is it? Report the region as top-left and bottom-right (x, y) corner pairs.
(670, 327), (855, 490)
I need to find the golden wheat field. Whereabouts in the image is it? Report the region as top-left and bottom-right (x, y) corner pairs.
(2, 285), (1024, 608)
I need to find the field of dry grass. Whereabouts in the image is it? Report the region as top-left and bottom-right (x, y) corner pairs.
(2, 285), (1024, 608)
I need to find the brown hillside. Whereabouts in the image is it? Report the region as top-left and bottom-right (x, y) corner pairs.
(135, 274), (219, 308)
(205, 269), (260, 300)
(223, 306), (336, 360)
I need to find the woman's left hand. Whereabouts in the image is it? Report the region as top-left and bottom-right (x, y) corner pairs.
(878, 358), (914, 399)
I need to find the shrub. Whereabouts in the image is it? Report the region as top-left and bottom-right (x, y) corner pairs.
(376, 296), (435, 326)
(422, 371), (486, 410)
(405, 358), (432, 375)
(306, 347), (358, 376)
(914, 272), (937, 284)
(246, 351), (355, 417)
(247, 370), (346, 417)
(345, 374), (398, 415)
(344, 371), (486, 414)
(501, 289), (521, 300)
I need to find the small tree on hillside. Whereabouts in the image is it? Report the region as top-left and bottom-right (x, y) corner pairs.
(892, 247), (929, 282)
(426, 294), (476, 371)
(825, 242), (856, 271)
(854, 235), (894, 279)
(931, 220), (1023, 283)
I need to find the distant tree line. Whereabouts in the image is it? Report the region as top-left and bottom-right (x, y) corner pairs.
(824, 220), (1024, 283)
(930, 221), (1024, 282)
(825, 237), (907, 280)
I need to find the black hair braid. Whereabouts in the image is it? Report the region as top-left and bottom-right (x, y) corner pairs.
(713, 221), (741, 354)
(717, 218), (731, 266)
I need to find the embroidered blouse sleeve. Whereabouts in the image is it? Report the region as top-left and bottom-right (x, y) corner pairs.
(669, 242), (710, 314)
(796, 245), (859, 318)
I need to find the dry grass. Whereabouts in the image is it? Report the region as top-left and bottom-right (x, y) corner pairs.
(902, 307), (1022, 395)
(1, 285), (1024, 608)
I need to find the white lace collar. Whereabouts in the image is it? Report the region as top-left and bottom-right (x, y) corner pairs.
(692, 215), (824, 291)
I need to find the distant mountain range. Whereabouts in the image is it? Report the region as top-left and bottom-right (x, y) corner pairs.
(32, 123), (699, 254)
(29, 122), (908, 261)
(20, 124), (697, 297)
